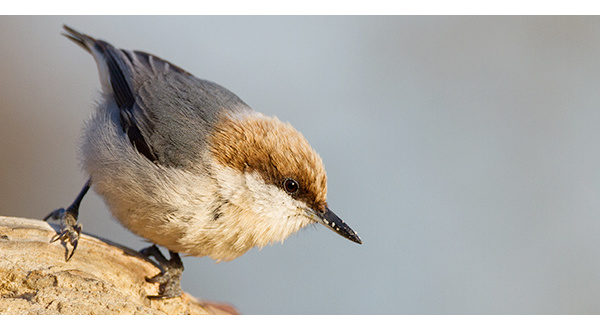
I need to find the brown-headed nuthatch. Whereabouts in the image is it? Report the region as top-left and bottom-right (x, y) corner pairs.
(44, 26), (362, 298)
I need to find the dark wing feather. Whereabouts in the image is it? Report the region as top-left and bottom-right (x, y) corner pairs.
(63, 26), (159, 163)
(89, 41), (158, 162)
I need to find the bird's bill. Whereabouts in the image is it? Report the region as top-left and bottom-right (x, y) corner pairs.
(316, 207), (362, 244)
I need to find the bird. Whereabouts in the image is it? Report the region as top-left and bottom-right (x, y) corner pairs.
(44, 25), (362, 299)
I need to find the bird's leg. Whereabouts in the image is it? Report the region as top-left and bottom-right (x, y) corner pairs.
(140, 244), (184, 299)
(44, 178), (91, 261)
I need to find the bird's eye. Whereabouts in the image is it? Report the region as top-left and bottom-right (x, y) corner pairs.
(283, 178), (299, 194)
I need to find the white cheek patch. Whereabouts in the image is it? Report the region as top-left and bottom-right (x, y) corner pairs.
(243, 171), (313, 243)
(211, 163), (313, 249)
(244, 172), (300, 219)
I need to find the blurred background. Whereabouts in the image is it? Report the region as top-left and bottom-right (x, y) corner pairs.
(1, 16), (600, 314)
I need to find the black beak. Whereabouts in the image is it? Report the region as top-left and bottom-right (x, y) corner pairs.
(317, 207), (362, 244)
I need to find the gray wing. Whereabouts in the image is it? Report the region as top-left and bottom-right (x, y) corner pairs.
(63, 25), (251, 168)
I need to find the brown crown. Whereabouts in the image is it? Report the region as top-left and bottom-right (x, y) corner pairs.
(209, 114), (327, 211)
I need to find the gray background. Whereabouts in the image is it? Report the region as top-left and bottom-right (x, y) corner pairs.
(1, 16), (600, 314)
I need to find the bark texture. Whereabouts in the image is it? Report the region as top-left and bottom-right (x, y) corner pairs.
(0, 216), (237, 315)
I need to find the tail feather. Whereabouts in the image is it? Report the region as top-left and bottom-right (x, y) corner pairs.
(62, 25), (95, 53)
(60, 24), (121, 99)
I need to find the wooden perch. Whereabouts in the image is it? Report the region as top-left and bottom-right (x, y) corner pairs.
(0, 216), (237, 315)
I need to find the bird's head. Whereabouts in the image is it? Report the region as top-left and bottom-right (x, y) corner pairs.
(208, 112), (362, 249)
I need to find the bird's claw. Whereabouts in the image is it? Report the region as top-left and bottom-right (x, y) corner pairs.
(44, 207), (82, 261)
(145, 271), (184, 299)
(145, 270), (183, 299)
(140, 245), (184, 299)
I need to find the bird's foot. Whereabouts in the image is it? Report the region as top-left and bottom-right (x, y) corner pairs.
(140, 245), (184, 299)
(43, 207), (82, 261)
